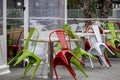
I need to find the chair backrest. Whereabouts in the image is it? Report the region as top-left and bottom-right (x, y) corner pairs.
(84, 22), (105, 51)
(8, 27), (24, 46)
(92, 24), (103, 43)
(24, 28), (39, 53)
(30, 27), (49, 56)
(84, 23), (105, 46)
(62, 24), (80, 50)
(84, 23), (92, 33)
(84, 23), (104, 34)
(107, 22), (117, 39)
(49, 29), (71, 52)
(16, 29), (24, 46)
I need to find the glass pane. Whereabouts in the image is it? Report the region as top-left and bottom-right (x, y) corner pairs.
(0, 0), (3, 35)
(29, 0), (61, 17)
(29, 0), (65, 30)
(7, 19), (23, 27)
(117, 10), (120, 18)
(29, 19), (62, 30)
(7, 19), (24, 45)
(7, 0), (24, 18)
(7, 0), (24, 47)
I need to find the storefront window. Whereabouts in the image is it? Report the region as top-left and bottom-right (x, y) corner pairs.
(29, 0), (65, 30)
(0, 0), (3, 35)
(7, 0), (24, 27)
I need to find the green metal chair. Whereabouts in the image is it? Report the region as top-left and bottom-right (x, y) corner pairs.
(8, 28), (41, 80)
(107, 22), (120, 58)
(61, 24), (97, 77)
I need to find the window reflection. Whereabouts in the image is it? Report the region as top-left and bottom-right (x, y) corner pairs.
(0, 0), (3, 35)
(29, 0), (65, 30)
(7, 0), (24, 34)
(7, 0), (24, 18)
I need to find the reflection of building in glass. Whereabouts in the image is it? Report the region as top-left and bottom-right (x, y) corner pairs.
(112, 0), (120, 18)
(29, 0), (65, 30)
(7, 0), (24, 30)
(0, 0), (3, 35)
(112, 0), (120, 8)
(67, 0), (120, 24)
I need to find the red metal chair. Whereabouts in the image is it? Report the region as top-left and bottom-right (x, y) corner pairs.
(115, 22), (120, 29)
(7, 29), (24, 64)
(49, 29), (84, 80)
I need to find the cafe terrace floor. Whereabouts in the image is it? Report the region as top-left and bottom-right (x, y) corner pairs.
(0, 58), (120, 80)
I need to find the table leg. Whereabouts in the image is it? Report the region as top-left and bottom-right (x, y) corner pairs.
(48, 42), (53, 80)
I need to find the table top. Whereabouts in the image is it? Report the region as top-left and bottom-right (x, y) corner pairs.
(76, 30), (120, 33)
(21, 37), (79, 42)
(75, 32), (105, 37)
(104, 30), (120, 33)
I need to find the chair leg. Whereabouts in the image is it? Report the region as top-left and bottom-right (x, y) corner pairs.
(104, 44), (115, 55)
(8, 51), (22, 65)
(52, 65), (58, 80)
(100, 55), (110, 68)
(95, 55), (102, 66)
(30, 62), (40, 80)
(66, 65), (77, 80)
(40, 60), (46, 77)
(104, 54), (112, 67)
(71, 59), (88, 77)
(22, 63), (33, 79)
(89, 57), (94, 69)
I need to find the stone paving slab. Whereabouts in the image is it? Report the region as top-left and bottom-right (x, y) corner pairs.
(0, 58), (120, 80)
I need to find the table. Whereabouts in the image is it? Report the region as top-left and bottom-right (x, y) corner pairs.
(76, 30), (120, 39)
(75, 32), (106, 41)
(24, 37), (79, 80)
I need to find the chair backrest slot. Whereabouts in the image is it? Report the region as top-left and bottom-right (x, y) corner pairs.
(56, 31), (68, 50)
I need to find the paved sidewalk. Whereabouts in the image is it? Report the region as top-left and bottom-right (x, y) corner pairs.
(0, 58), (120, 80)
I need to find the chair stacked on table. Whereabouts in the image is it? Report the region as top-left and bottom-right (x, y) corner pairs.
(106, 22), (120, 59)
(62, 24), (97, 69)
(65, 23), (114, 69)
(84, 22), (114, 68)
(28, 27), (48, 77)
(49, 29), (87, 80)
(8, 27), (48, 80)
(7, 21), (120, 80)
